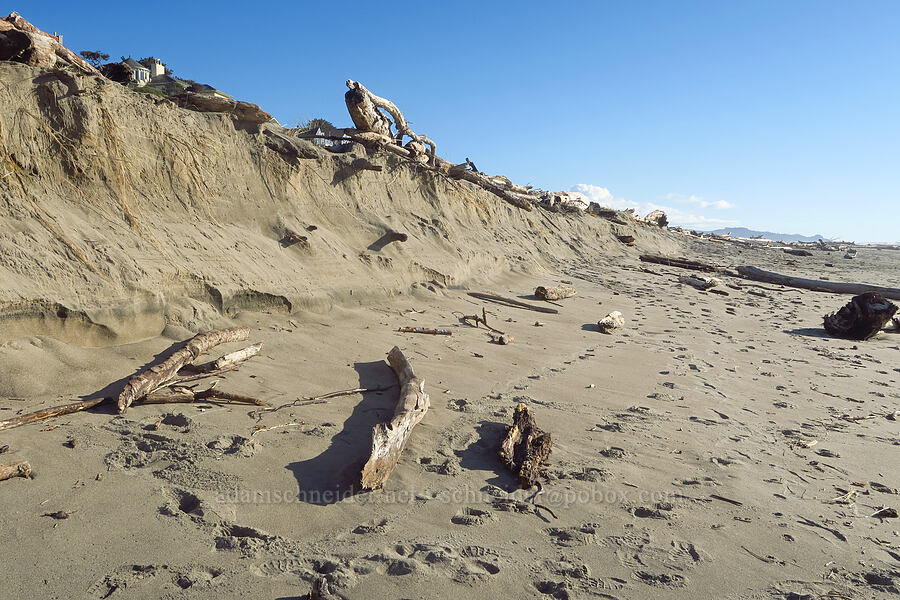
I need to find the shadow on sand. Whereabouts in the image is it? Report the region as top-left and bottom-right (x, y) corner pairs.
(286, 360), (398, 505)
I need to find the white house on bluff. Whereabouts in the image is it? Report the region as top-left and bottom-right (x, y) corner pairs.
(122, 58), (164, 86)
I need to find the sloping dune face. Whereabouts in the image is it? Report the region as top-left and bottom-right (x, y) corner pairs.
(0, 62), (677, 346)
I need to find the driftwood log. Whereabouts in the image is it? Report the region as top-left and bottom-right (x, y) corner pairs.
(360, 347), (430, 489)
(499, 403), (552, 488)
(640, 255), (729, 273)
(117, 327), (251, 412)
(534, 285), (576, 301)
(167, 93), (272, 124)
(0, 12), (99, 75)
(597, 311), (625, 333)
(0, 461), (32, 481)
(823, 293), (898, 340)
(737, 266), (900, 300)
(397, 327), (451, 335)
(678, 275), (722, 290)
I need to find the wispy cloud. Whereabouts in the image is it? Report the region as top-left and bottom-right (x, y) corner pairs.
(663, 193), (734, 210)
(571, 184), (739, 230)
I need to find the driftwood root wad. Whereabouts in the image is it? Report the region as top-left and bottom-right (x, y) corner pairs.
(0, 461), (32, 481)
(360, 347), (430, 489)
(823, 292), (898, 340)
(535, 285), (576, 301)
(499, 403), (552, 488)
(117, 327), (251, 412)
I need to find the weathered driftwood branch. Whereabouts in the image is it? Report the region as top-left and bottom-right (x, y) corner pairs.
(0, 12), (99, 75)
(447, 164), (535, 211)
(397, 327), (451, 335)
(142, 388), (269, 407)
(535, 285), (576, 301)
(117, 327), (251, 413)
(0, 461), (32, 481)
(0, 398), (107, 432)
(736, 266), (900, 300)
(360, 347), (430, 490)
(468, 292), (558, 314)
(823, 293), (898, 340)
(499, 403), (552, 488)
(457, 307), (505, 334)
(345, 80), (437, 165)
(213, 343), (262, 370)
(678, 275), (722, 290)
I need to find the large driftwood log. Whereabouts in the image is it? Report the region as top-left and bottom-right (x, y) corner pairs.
(737, 266), (900, 300)
(0, 12), (99, 75)
(823, 293), (898, 340)
(640, 255), (730, 273)
(468, 292), (559, 314)
(0, 461), (32, 481)
(168, 93), (272, 123)
(360, 347), (430, 489)
(535, 285), (576, 301)
(499, 403), (552, 488)
(117, 327), (251, 412)
(447, 164), (535, 211)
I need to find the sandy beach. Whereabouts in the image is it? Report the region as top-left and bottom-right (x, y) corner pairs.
(1, 55), (899, 600)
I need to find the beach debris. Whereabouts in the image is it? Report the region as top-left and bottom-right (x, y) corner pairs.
(360, 347), (430, 490)
(678, 275), (722, 290)
(141, 387), (268, 407)
(280, 229), (309, 248)
(167, 92), (273, 123)
(0, 461), (32, 482)
(533, 321), (545, 327)
(618, 235), (635, 244)
(644, 209), (668, 227)
(397, 326), (452, 335)
(828, 490), (858, 504)
(490, 333), (514, 345)
(0, 397), (108, 432)
(205, 343), (262, 371)
(783, 248), (813, 257)
(499, 402), (552, 488)
(534, 284), (576, 301)
(710, 494), (743, 506)
(639, 254), (730, 274)
(253, 384), (396, 420)
(456, 307), (505, 334)
(823, 292), (898, 340)
(597, 311), (625, 333)
(736, 266), (900, 300)
(468, 292), (558, 314)
(310, 576), (344, 600)
(0, 445), (8, 454)
(870, 507), (898, 519)
(0, 12), (100, 75)
(117, 327), (252, 412)
(65, 438), (77, 449)
(41, 510), (71, 520)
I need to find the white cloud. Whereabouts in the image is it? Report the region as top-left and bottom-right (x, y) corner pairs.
(663, 193), (734, 210)
(571, 184), (739, 230)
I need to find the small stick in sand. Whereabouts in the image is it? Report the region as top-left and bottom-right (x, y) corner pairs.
(397, 327), (452, 335)
(467, 292), (558, 314)
(253, 385), (397, 420)
(0, 461), (32, 481)
(0, 398), (108, 432)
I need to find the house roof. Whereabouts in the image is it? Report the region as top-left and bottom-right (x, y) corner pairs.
(122, 58), (148, 71)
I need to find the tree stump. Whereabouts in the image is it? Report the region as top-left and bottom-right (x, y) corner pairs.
(499, 403), (552, 488)
(823, 292), (898, 340)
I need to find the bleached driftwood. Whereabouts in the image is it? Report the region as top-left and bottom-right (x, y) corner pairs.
(0, 461), (32, 481)
(142, 387), (269, 407)
(213, 343), (262, 370)
(597, 311), (625, 333)
(736, 266), (900, 300)
(0, 12), (99, 75)
(499, 403), (552, 488)
(345, 80), (437, 165)
(360, 347), (430, 489)
(678, 275), (722, 290)
(168, 93), (272, 123)
(0, 398), (107, 432)
(534, 285), (577, 301)
(117, 327), (251, 412)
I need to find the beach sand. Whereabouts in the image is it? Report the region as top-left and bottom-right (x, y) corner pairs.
(1, 61), (899, 599)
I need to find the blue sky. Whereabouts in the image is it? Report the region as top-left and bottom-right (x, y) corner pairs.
(16, 1), (900, 242)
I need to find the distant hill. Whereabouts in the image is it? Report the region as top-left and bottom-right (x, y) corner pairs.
(705, 227), (833, 243)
